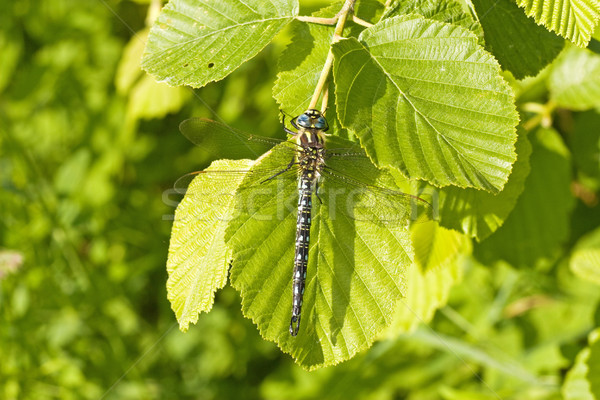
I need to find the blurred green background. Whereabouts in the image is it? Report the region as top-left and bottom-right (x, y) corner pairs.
(2, 1), (600, 399)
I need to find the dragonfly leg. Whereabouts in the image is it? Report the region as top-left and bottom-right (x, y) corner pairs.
(280, 111), (297, 135)
(290, 116), (300, 130)
(315, 180), (323, 204)
(261, 157), (296, 183)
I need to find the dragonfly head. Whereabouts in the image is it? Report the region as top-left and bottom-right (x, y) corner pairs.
(295, 109), (329, 132)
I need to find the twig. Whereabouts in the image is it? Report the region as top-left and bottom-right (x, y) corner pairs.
(352, 15), (373, 28)
(521, 100), (556, 131)
(296, 15), (338, 25)
(308, 0), (356, 110)
(320, 85), (329, 114)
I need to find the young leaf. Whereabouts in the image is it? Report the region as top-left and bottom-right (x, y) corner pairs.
(471, 0), (564, 79)
(563, 329), (600, 400)
(382, 222), (470, 336)
(273, 1), (382, 132)
(549, 47), (600, 111)
(225, 135), (420, 370)
(273, 20), (333, 119)
(117, 28), (189, 121)
(438, 127), (532, 242)
(590, 331), (600, 398)
(167, 159), (253, 331)
(515, 0), (600, 47)
(333, 15), (519, 193)
(474, 128), (575, 268)
(570, 227), (600, 286)
(142, 0), (299, 88)
(382, 0), (484, 44)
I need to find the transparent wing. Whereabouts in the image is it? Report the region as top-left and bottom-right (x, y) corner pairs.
(320, 137), (433, 225)
(174, 141), (301, 222)
(320, 167), (433, 225)
(177, 120), (432, 226)
(179, 118), (291, 160)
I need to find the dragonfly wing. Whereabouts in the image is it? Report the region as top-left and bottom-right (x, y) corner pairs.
(320, 167), (433, 226)
(180, 118), (286, 160)
(175, 154), (300, 217)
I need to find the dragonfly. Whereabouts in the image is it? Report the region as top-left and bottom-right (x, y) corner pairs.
(176, 109), (433, 337)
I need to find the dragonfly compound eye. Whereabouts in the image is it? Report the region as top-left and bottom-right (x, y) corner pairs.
(296, 113), (311, 128)
(314, 116), (328, 130)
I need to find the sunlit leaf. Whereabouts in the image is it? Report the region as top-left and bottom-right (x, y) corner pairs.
(333, 15), (519, 192)
(590, 331), (600, 398)
(472, 0), (564, 79)
(115, 28), (149, 94)
(273, 1), (382, 133)
(570, 227), (600, 285)
(382, 222), (470, 336)
(550, 47), (600, 111)
(225, 135), (423, 370)
(515, 0), (600, 47)
(167, 159), (252, 331)
(273, 20), (330, 118)
(117, 28), (189, 120)
(563, 328), (600, 400)
(438, 127), (532, 241)
(142, 0), (299, 88)
(475, 128), (574, 268)
(383, 0), (484, 44)
(128, 74), (189, 120)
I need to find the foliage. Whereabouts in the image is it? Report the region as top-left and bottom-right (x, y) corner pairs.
(514, 0), (600, 47)
(1, 0), (599, 398)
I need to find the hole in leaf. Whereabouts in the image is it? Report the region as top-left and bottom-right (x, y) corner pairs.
(208, 63), (214, 68)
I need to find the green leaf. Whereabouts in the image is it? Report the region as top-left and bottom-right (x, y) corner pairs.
(127, 75), (189, 120)
(590, 330), (600, 398)
(225, 135), (423, 370)
(475, 128), (575, 268)
(382, 0), (484, 44)
(563, 328), (600, 400)
(382, 222), (469, 335)
(0, 19), (22, 93)
(167, 159), (252, 331)
(273, 1), (382, 132)
(570, 227), (600, 285)
(412, 221), (471, 272)
(572, 111), (600, 188)
(472, 0), (564, 79)
(515, 0), (600, 47)
(272, 19), (334, 119)
(142, 0), (298, 88)
(115, 28), (149, 94)
(333, 15), (519, 192)
(116, 28), (189, 121)
(438, 127), (532, 241)
(549, 47), (600, 111)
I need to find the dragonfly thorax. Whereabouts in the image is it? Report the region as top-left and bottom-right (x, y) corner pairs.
(293, 110), (327, 180)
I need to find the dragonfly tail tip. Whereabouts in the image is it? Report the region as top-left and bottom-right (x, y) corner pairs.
(289, 316), (301, 336)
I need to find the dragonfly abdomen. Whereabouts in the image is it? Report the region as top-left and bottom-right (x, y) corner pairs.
(289, 171), (316, 336)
